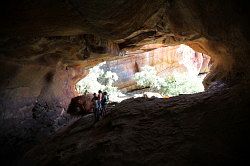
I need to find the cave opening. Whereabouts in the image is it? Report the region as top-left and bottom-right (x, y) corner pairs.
(76, 44), (211, 103)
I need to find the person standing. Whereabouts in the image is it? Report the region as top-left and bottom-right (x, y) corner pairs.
(101, 92), (109, 116)
(98, 90), (103, 117)
(91, 93), (99, 122)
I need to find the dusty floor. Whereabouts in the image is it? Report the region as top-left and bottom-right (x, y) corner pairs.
(23, 81), (250, 166)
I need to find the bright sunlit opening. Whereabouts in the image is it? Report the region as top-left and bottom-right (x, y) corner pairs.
(76, 44), (211, 102)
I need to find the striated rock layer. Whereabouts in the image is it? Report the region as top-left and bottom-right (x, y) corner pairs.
(101, 45), (210, 92)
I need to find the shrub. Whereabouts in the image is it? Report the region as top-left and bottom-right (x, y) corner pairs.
(133, 65), (204, 97)
(134, 65), (164, 90)
(76, 62), (120, 99)
(160, 73), (204, 96)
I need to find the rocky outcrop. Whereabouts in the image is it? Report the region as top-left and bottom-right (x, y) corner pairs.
(23, 82), (250, 166)
(67, 94), (94, 116)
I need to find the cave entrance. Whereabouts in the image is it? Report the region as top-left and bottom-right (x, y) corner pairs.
(76, 44), (211, 102)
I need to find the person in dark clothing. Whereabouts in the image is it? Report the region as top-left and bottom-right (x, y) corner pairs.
(91, 93), (99, 122)
(101, 91), (109, 116)
(98, 90), (103, 116)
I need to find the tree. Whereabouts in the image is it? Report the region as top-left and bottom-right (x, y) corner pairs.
(76, 62), (120, 101)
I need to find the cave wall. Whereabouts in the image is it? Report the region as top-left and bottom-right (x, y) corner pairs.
(0, 35), (120, 126)
(0, 61), (85, 160)
(0, 35), (119, 163)
(0, 62), (62, 162)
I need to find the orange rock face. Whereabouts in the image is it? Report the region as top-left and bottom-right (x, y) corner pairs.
(101, 45), (210, 91)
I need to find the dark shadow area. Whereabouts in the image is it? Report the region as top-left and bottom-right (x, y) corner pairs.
(23, 82), (250, 166)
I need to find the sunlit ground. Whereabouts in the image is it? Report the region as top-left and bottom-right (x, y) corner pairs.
(76, 44), (210, 103)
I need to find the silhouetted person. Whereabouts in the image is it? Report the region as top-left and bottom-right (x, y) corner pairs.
(101, 91), (109, 116)
(91, 93), (99, 122)
(98, 90), (103, 116)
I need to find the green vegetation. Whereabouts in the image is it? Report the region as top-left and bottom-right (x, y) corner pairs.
(134, 65), (204, 97)
(77, 63), (204, 101)
(76, 62), (120, 100)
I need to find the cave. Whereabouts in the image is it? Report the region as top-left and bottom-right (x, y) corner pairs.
(0, 0), (250, 166)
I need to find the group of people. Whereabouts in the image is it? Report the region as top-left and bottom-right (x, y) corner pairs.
(91, 90), (109, 122)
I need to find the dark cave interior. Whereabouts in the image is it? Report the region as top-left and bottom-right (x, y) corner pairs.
(0, 0), (250, 165)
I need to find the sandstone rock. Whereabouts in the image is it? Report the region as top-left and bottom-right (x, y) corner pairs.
(0, 0), (249, 165)
(101, 45), (209, 92)
(67, 94), (93, 116)
(23, 84), (250, 166)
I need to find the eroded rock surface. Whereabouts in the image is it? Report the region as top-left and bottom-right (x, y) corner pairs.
(24, 83), (250, 166)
